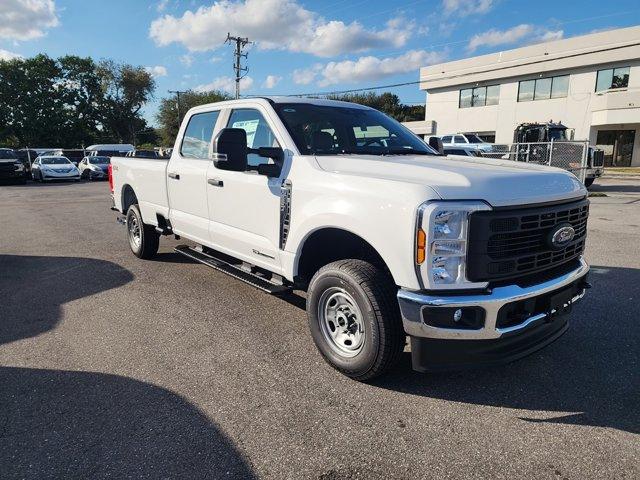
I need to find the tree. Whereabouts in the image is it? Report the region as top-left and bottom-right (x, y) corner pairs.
(327, 92), (425, 122)
(156, 90), (232, 146)
(96, 60), (155, 144)
(0, 54), (63, 147)
(0, 55), (156, 148)
(57, 55), (102, 146)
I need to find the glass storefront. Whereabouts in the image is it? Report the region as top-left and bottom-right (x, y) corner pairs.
(595, 130), (636, 167)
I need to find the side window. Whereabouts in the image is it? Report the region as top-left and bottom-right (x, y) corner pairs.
(181, 110), (220, 159)
(227, 108), (280, 167)
(441, 136), (452, 144)
(453, 135), (465, 144)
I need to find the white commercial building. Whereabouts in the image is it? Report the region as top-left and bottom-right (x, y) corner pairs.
(418, 25), (640, 166)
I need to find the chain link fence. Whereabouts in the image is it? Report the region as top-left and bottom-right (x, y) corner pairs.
(481, 141), (589, 183)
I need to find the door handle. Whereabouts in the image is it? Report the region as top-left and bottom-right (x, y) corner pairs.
(208, 178), (224, 187)
(168, 172), (180, 180)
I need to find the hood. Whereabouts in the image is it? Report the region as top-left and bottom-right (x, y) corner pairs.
(315, 154), (586, 207)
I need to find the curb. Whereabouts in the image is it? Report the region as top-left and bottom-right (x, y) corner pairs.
(601, 175), (640, 181)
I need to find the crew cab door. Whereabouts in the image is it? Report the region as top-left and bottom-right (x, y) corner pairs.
(206, 107), (284, 272)
(167, 110), (222, 244)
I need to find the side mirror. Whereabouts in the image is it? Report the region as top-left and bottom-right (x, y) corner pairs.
(428, 136), (444, 155)
(255, 147), (285, 177)
(212, 128), (248, 172)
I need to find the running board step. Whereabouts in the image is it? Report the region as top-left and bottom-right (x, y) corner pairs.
(174, 245), (292, 295)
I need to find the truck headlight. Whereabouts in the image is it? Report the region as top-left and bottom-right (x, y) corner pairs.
(416, 201), (491, 290)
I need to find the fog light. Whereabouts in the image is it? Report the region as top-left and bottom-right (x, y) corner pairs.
(422, 306), (485, 330)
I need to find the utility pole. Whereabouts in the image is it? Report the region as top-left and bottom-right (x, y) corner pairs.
(168, 89), (187, 123)
(225, 33), (251, 99)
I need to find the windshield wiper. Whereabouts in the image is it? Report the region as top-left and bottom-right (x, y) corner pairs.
(385, 148), (432, 156)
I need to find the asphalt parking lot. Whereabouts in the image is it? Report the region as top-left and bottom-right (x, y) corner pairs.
(1, 177), (638, 479)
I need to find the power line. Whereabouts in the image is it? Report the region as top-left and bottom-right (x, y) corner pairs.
(266, 12), (640, 99)
(270, 79), (423, 98)
(226, 33), (252, 99)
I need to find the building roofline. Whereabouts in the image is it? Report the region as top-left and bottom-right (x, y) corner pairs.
(420, 25), (640, 90)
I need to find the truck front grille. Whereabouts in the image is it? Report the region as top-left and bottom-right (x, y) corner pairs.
(467, 198), (589, 283)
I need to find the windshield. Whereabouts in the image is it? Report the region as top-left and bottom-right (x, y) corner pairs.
(274, 103), (436, 156)
(465, 134), (485, 144)
(548, 128), (568, 141)
(91, 156), (110, 164)
(41, 157), (71, 165)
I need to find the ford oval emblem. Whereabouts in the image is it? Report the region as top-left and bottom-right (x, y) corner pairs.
(549, 224), (575, 249)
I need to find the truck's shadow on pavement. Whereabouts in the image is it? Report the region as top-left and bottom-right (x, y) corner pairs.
(372, 265), (640, 435)
(0, 254), (134, 345)
(0, 367), (256, 479)
(0, 255), (256, 479)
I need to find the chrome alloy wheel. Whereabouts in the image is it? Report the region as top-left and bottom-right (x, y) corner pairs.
(127, 214), (141, 248)
(318, 287), (365, 357)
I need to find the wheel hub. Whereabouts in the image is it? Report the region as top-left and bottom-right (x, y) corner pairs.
(318, 288), (365, 357)
(128, 215), (141, 248)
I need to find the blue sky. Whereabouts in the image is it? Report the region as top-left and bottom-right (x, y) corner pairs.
(1, 0), (639, 125)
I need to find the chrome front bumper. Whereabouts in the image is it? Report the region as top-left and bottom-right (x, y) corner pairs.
(398, 257), (589, 341)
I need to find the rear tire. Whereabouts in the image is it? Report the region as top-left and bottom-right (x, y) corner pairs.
(307, 259), (405, 381)
(126, 204), (159, 259)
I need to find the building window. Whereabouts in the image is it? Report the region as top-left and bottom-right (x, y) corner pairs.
(459, 85), (499, 108)
(595, 67), (630, 92)
(518, 75), (569, 102)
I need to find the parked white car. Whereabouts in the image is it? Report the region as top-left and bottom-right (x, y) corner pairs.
(78, 156), (110, 180)
(109, 97), (590, 380)
(31, 156), (80, 182)
(440, 133), (494, 153)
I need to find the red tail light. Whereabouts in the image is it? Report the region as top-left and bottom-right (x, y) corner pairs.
(108, 164), (114, 193)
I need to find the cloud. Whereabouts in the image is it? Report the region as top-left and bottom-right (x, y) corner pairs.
(467, 24), (564, 51)
(149, 0), (413, 57)
(180, 54), (194, 67)
(0, 48), (23, 61)
(286, 17), (414, 58)
(145, 65), (168, 77)
(442, 0), (494, 16)
(293, 65), (322, 85)
(262, 75), (281, 89)
(295, 50), (445, 87)
(194, 76), (254, 94)
(156, 0), (169, 12)
(537, 29), (563, 42)
(0, 0), (59, 41)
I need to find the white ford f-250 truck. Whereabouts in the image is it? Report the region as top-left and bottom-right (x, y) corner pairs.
(109, 97), (591, 380)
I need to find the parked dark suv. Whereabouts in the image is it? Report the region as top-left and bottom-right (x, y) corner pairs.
(0, 148), (27, 184)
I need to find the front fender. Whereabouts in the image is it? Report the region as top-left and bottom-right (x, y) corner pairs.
(285, 188), (427, 290)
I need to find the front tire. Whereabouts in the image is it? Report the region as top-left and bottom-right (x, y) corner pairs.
(307, 259), (405, 381)
(126, 204), (159, 259)
(584, 177), (595, 188)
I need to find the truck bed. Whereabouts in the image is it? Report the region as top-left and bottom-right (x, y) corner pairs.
(111, 156), (169, 224)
